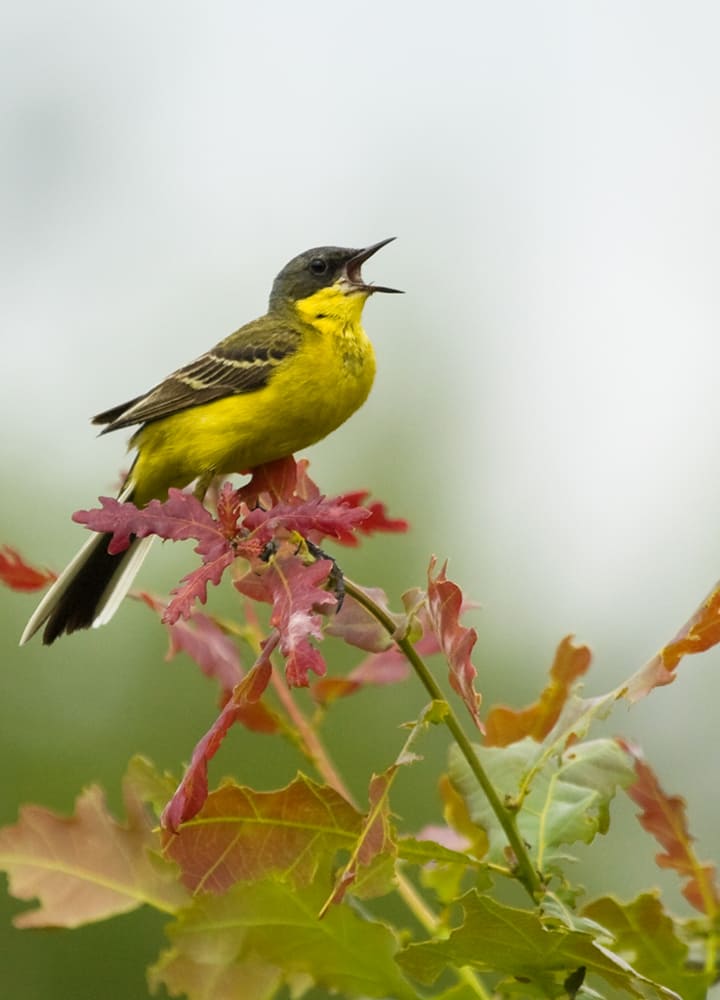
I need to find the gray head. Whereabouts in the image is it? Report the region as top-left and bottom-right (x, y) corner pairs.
(268, 238), (401, 308)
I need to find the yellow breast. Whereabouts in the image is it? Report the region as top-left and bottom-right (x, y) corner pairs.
(130, 288), (376, 504)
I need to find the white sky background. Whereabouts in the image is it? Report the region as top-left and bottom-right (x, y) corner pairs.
(3, 3), (720, 844)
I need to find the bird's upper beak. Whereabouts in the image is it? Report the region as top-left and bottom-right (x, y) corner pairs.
(343, 238), (403, 294)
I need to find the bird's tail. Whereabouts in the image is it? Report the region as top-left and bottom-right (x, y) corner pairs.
(19, 485), (154, 646)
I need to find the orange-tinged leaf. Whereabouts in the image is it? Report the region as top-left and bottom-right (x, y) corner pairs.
(620, 741), (720, 916)
(626, 580), (720, 701)
(163, 775), (362, 894)
(0, 545), (54, 592)
(484, 636), (592, 746)
(0, 781), (188, 928)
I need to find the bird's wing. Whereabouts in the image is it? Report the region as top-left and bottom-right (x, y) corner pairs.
(93, 319), (302, 433)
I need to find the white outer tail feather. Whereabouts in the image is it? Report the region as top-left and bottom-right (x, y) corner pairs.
(19, 481), (155, 645)
(92, 535), (154, 627)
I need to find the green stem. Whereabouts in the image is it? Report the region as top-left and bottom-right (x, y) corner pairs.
(344, 578), (544, 902)
(394, 871), (492, 999)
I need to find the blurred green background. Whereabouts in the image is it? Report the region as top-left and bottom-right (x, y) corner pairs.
(3, 2), (720, 997)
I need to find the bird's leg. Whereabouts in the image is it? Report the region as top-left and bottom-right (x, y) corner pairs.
(301, 538), (345, 612)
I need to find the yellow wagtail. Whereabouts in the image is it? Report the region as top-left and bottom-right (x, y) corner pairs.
(21, 239), (400, 645)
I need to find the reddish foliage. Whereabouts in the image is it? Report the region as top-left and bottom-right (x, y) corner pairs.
(484, 637), (592, 747)
(72, 458), (406, 629)
(332, 490), (408, 546)
(74, 489), (231, 555)
(0, 546), (55, 592)
(163, 776), (360, 893)
(620, 741), (720, 916)
(312, 632), (447, 705)
(425, 558), (483, 732)
(161, 637), (277, 831)
(235, 454), (314, 507)
(236, 555), (336, 687)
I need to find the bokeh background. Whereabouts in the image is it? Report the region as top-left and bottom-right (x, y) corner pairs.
(3, 2), (720, 997)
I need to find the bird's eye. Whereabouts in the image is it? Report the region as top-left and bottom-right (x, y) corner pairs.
(309, 258), (328, 275)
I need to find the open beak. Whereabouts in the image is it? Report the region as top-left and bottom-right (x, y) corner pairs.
(344, 237), (403, 294)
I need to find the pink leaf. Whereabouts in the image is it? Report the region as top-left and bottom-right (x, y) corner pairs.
(236, 555), (336, 687)
(426, 557), (483, 732)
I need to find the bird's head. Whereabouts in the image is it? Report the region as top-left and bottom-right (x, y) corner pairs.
(269, 238), (401, 319)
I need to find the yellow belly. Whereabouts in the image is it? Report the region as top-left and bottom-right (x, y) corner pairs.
(130, 316), (376, 505)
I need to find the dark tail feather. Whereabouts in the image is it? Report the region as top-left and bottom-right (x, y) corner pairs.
(20, 531), (154, 646)
(45, 533), (132, 644)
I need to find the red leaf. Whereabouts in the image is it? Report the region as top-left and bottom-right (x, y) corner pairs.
(626, 581), (720, 701)
(163, 776), (360, 893)
(236, 455), (305, 506)
(235, 555), (336, 687)
(425, 558), (483, 732)
(161, 636), (277, 831)
(0, 546), (55, 592)
(241, 496), (371, 546)
(620, 741), (720, 916)
(484, 637), (592, 746)
(163, 549), (236, 624)
(74, 489), (233, 557)
(333, 491), (409, 545)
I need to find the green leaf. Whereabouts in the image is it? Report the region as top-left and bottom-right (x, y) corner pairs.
(397, 891), (681, 999)
(448, 738), (635, 869)
(152, 875), (417, 1000)
(398, 836), (489, 903)
(582, 894), (714, 1000)
(126, 754), (179, 816)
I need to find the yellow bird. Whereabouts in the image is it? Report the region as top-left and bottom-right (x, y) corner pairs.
(21, 239), (400, 645)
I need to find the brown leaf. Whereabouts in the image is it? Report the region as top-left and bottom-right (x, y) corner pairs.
(0, 780), (187, 928)
(620, 741), (720, 916)
(626, 581), (720, 702)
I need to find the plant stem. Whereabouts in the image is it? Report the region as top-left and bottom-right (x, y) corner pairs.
(344, 578), (544, 902)
(269, 664), (358, 806)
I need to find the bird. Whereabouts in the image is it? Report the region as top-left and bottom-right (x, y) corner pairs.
(21, 238), (400, 645)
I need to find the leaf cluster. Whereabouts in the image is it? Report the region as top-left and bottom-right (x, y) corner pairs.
(1, 457), (719, 999)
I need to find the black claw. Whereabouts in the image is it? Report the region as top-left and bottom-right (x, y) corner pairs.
(304, 540), (345, 612)
(261, 540), (279, 562)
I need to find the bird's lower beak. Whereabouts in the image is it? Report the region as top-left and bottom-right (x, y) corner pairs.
(344, 237), (403, 294)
